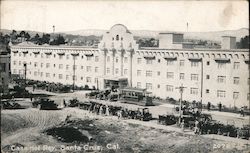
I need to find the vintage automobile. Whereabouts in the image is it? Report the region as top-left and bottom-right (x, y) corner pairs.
(32, 98), (58, 110)
(136, 108), (152, 121)
(0, 100), (22, 109)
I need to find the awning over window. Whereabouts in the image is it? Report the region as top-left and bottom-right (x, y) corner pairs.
(188, 57), (202, 61)
(57, 52), (65, 55)
(44, 52), (52, 55)
(71, 53), (79, 56)
(12, 50), (18, 53)
(143, 55), (155, 59)
(84, 53), (94, 56)
(244, 59), (249, 64)
(22, 51), (28, 54)
(214, 58), (230, 63)
(33, 51), (40, 54)
(164, 56), (177, 60)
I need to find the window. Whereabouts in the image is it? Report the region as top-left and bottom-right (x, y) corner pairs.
(86, 77), (91, 83)
(66, 65), (69, 70)
(34, 71), (38, 76)
(34, 62), (37, 67)
(86, 66), (91, 72)
(137, 58), (142, 64)
(81, 77), (83, 80)
(207, 61), (210, 65)
(157, 71), (160, 76)
(95, 56), (99, 62)
(59, 64), (63, 69)
(247, 93), (250, 100)
(107, 56), (110, 62)
(233, 77), (239, 84)
(19, 61), (21, 65)
(166, 72), (174, 79)
(191, 74), (199, 81)
(66, 75), (69, 80)
(124, 57), (128, 63)
(81, 66), (84, 70)
(59, 74), (63, 79)
(58, 55), (63, 59)
(13, 61), (17, 65)
(137, 70), (142, 76)
(180, 73), (184, 80)
(46, 63), (50, 68)
(217, 76), (226, 83)
(191, 61), (199, 67)
(158, 59), (161, 63)
(146, 59), (153, 64)
(41, 63), (43, 68)
(206, 75), (210, 79)
(73, 75), (76, 81)
(46, 73), (50, 78)
(157, 84), (160, 88)
(53, 74), (56, 77)
(146, 71), (152, 77)
(190, 88), (198, 95)
(46, 54), (50, 59)
(66, 55), (69, 59)
(217, 90), (226, 98)
(106, 68), (110, 74)
(116, 57), (119, 63)
(94, 78), (98, 83)
(121, 37), (123, 41)
(54, 64), (56, 68)
(233, 62), (240, 69)
(218, 63), (226, 69)
(180, 60), (185, 66)
(137, 82), (141, 88)
(95, 67), (98, 73)
(206, 89), (209, 93)
(87, 56), (92, 61)
(124, 69), (128, 75)
(115, 68), (119, 74)
(146, 83), (152, 90)
(54, 54), (56, 58)
(34, 54), (37, 58)
(167, 60), (174, 65)
(233, 92), (239, 99)
(41, 53), (43, 58)
(166, 85), (173, 92)
(116, 35), (119, 41)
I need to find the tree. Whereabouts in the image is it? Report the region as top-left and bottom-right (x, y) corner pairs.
(24, 32), (31, 40)
(237, 36), (249, 49)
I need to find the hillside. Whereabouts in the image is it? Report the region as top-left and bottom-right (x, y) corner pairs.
(1, 28), (248, 43)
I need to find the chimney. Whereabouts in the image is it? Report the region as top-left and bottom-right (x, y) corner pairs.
(221, 36), (236, 49)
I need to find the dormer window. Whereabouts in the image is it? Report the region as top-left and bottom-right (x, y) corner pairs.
(116, 35), (119, 41)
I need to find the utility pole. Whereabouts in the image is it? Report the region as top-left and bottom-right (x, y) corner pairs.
(200, 58), (203, 112)
(176, 84), (186, 124)
(72, 56), (76, 92)
(23, 63), (27, 86)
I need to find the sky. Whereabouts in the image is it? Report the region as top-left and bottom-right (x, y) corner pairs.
(1, 0), (249, 33)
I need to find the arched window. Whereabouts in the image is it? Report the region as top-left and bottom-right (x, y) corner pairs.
(116, 35), (119, 40)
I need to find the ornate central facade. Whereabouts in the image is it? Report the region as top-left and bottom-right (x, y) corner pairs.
(10, 24), (249, 107)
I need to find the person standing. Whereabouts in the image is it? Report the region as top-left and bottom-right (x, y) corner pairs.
(207, 102), (211, 111)
(194, 120), (200, 134)
(218, 102), (222, 112)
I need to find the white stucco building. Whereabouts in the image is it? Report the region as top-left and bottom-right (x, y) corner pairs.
(10, 24), (249, 107)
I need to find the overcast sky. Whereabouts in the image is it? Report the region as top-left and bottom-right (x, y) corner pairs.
(1, 0), (249, 33)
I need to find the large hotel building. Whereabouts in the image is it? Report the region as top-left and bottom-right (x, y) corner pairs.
(10, 24), (249, 107)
